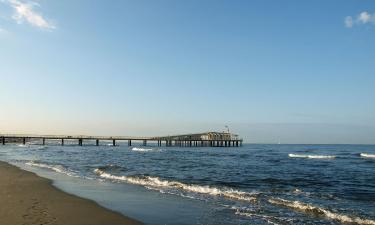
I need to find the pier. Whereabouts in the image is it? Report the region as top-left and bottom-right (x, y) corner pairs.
(0, 132), (243, 147)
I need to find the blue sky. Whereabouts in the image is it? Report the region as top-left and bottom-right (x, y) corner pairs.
(0, 0), (374, 144)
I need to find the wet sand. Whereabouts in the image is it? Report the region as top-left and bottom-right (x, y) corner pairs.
(0, 161), (143, 225)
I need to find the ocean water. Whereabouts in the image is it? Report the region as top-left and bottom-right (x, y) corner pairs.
(0, 142), (374, 225)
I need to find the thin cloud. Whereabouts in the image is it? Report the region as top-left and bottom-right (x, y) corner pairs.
(6, 0), (55, 30)
(0, 27), (11, 38)
(345, 11), (375, 28)
(0, 27), (8, 34)
(345, 16), (353, 28)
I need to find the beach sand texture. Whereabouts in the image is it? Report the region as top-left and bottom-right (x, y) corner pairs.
(0, 161), (142, 225)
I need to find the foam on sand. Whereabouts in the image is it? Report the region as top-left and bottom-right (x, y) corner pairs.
(94, 168), (257, 202)
(360, 153), (375, 158)
(269, 198), (375, 225)
(288, 154), (335, 159)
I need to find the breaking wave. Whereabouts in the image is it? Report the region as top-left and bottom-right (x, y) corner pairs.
(94, 168), (257, 202)
(25, 161), (79, 178)
(269, 198), (375, 225)
(288, 154), (335, 159)
(360, 153), (375, 158)
(131, 147), (156, 152)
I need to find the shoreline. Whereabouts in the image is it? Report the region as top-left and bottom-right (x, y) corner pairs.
(0, 161), (143, 225)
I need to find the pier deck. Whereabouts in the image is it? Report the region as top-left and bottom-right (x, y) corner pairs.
(0, 132), (242, 147)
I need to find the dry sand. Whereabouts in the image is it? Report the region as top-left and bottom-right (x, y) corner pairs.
(0, 161), (143, 225)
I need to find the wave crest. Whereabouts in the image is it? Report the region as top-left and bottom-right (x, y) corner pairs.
(269, 198), (375, 225)
(131, 147), (155, 152)
(288, 154), (335, 159)
(360, 153), (375, 158)
(94, 168), (257, 202)
(26, 161), (79, 178)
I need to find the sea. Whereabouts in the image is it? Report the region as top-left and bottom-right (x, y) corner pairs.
(0, 141), (374, 225)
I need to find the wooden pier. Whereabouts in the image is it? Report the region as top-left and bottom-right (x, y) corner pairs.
(0, 132), (242, 147)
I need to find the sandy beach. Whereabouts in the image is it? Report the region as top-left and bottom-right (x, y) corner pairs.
(0, 161), (143, 225)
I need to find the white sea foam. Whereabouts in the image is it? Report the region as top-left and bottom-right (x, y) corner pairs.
(147, 187), (204, 200)
(288, 154), (335, 159)
(94, 168), (257, 202)
(360, 153), (375, 158)
(234, 212), (280, 225)
(269, 198), (375, 225)
(26, 161), (79, 178)
(231, 206), (283, 225)
(131, 147), (155, 152)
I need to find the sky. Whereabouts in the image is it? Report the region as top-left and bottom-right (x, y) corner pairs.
(0, 0), (374, 144)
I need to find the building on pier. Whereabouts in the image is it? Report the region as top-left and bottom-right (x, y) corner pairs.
(157, 132), (240, 141)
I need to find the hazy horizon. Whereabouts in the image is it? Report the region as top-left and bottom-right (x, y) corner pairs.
(1, 0), (374, 144)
